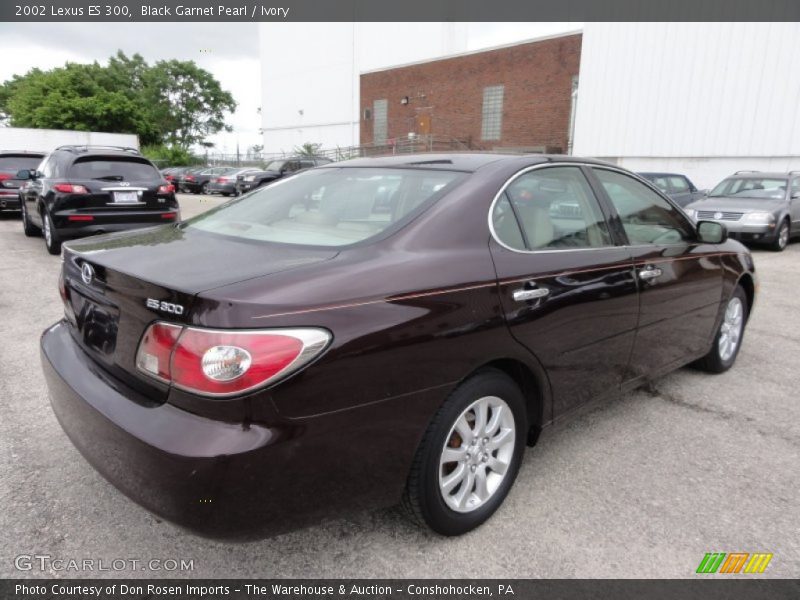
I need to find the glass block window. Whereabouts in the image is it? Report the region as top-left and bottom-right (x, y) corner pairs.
(481, 85), (504, 141)
(373, 99), (388, 145)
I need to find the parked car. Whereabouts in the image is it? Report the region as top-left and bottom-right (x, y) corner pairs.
(42, 154), (755, 537)
(0, 151), (45, 212)
(161, 166), (193, 189)
(235, 156), (332, 194)
(178, 167), (231, 194)
(638, 172), (705, 207)
(684, 171), (800, 251)
(19, 145), (179, 255)
(208, 168), (259, 196)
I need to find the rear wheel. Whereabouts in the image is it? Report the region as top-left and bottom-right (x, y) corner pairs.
(201, 182), (210, 195)
(21, 202), (39, 237)
(695, 285), (748, 373)
(403, 369), (527, 535)
(771, 219), (790, 251)
(43, 211), (61, 255)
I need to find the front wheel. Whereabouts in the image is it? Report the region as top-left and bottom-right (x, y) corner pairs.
(403, 369), (527, 535)
(695, 286), (748, 373)
(43, 212), (62, 255)
(770, 219), (790, 251)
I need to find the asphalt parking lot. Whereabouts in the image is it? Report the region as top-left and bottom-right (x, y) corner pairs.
(1, 193), (798, 578)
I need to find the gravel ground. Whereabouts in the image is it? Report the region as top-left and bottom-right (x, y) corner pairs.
(1, 194), (798, 578)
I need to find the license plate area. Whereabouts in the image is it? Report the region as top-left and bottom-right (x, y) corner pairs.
(113, 191), (139, 204)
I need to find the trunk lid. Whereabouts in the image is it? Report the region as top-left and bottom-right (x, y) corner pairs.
(62, 226), (337, 400)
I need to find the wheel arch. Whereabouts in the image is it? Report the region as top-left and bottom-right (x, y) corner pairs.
(736, 272), (755, 319)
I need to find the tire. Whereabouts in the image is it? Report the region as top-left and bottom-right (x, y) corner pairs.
(695, 285), (748, 373)
(21, 202), (39, 237)
(42, 211), (62, 255)
(403, 368), (527, 536)
(222, 192), (232, 197)
(201, 182), (210, 195)
(770, 219), (790, 251)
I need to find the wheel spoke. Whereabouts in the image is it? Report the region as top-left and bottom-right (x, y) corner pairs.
(441, 463), (467, 494)
(441, 446), (466, 465)
(455, 470), (475, 509)
(487, 455), (509, 476)
(474, 466), (489, 501)
(473, 399), (488, 435)
(454, 415), (472, 442)
(486, 404), (504, 436)
(487, 428), (512, 451)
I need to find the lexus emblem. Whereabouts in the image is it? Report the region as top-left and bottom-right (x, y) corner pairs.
(714, 212), (723, 220)
(81, 262), (95, 285)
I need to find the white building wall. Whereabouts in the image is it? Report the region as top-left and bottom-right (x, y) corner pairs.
(258, 23), (469, 154)
(0, 127), (139, 152)
(573, 23), (800, 189)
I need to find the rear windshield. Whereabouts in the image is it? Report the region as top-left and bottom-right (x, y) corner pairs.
(68, 157), (161, 182)
(186, 167), (466, 247)
(0, 155), (43, 172)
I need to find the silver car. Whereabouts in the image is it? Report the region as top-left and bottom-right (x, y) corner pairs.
(684, 171), (800, 251)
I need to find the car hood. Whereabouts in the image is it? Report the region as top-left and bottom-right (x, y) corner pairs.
(63, 224), (338, 295)
(685, 197), (786, 212)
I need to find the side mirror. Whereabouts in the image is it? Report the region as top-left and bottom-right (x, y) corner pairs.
(697, 220), (727, 244)
(16, 169), (32, 180)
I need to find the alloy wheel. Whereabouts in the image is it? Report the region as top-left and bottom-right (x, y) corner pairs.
(718, 296), (744, 362)
(43, 214), (51, 246)
(439, 395), (515, 513)
(778, 222), (789, 250)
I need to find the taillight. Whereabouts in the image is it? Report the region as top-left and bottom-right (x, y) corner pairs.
(185, 175), (195, 181)
(54, 183), (89, 194)
(0, 173), (12, 182)
(161, 212), (177, 219)
(68, 215), (94, 221)
(218, 177), (230, 183)
(135, 324), (331, 397)
(157, 184), (175, 194)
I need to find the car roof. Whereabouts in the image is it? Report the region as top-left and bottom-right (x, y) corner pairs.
(725, 172), (791, 179)
(0, 150), (46, 157)
(638, 172), (686, 178)
(323, 153), (609, 172)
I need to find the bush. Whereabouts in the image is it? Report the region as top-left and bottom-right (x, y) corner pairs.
(141, 144), (201, 167)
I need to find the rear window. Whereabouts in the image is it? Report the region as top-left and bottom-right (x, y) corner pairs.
(186, 167), (466, 247)
(0, 155), (43, 173)
(68, 157), (161, 181)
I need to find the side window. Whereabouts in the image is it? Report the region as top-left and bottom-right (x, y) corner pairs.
(668, 176), (690, 193)
(593, 168), (694, 245)
(792, 178), (800, 196)
(300, 160), (315, 170)
(285, 161), (301, 173)
(492, 166), (612, 250)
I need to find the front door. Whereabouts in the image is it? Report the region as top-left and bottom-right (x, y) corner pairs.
(489, 165), (640, 418)
(589, 167), (724, 381)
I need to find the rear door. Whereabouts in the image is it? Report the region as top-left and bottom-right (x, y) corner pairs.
(589, 167), (723, 381)
(489, 164), (639, 417)
(66, 155), (165, 212)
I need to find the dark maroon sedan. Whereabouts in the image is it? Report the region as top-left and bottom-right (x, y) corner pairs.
(41, 154), (756, 537)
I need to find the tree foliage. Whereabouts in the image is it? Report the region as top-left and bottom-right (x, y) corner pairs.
(0, 51), (237, 148)
(293, 142), (323, 157)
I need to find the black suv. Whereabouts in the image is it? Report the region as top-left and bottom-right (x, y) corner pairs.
(18, 146), (179, 255)
(235, 156), (332, 194)
(0, 151), (45, 212)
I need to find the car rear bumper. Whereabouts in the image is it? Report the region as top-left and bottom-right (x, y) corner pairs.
(208, 182), (235, 194)
(0, 193), (20, 209)
(41, 320), (433, 537)
(52, 210), (180, 238)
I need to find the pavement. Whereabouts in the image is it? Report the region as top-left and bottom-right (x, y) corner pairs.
(1, 194), (798, 578)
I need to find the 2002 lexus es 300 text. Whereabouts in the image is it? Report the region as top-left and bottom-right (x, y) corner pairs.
(41, 154), (756, 537)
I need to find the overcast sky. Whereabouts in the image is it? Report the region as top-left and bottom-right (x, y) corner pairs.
(0, 22), (581, 153)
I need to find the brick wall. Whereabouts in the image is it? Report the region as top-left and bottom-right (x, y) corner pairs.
(360, 33), (582, 153)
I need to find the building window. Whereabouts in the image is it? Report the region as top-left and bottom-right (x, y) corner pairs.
(373, 99), (388, 145)
(481, 85), (504, 141)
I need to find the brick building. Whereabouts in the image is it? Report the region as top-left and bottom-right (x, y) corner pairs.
(360, 32), (582, 153)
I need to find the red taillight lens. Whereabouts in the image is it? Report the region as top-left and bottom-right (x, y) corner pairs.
(185, 175), (195, 181)
(68, 215), (94, 221)
(161, 212), (177, 219)
(135, 324), (331, 397)
(218, 177), (230, 183)
(0, 173), (12, 182)
(54, 183), (89, 194)
(158, 184), (175, 194)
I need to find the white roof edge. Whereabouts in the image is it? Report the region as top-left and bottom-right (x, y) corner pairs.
(360, 29), (583, 75)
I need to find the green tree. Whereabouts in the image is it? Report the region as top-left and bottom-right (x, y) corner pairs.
(0, 51), (237, 148)
(293, 142), (323, 157)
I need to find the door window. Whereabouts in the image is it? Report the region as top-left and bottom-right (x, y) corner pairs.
(492, 166), (612, 250)
(593, 168), (694, 245)
(668, 176), (690, 193)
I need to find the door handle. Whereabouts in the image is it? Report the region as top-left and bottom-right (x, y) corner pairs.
(638, 267), (663, 281)
(512, 286), (550, 302)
